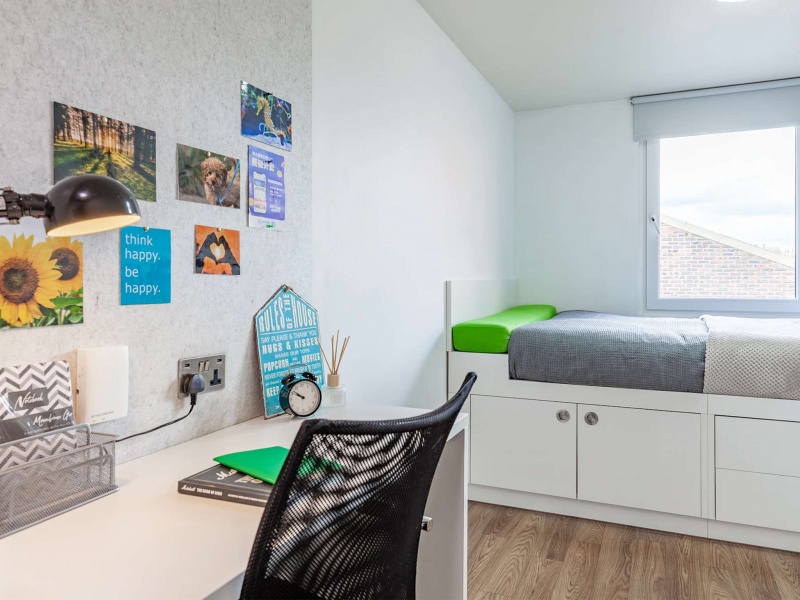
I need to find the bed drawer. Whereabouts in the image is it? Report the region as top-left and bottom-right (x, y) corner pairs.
(716, 416), (800, 478)
(717, 469), (800, 533)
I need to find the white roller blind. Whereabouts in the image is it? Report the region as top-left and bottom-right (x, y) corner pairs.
(632, 78), (800, 141)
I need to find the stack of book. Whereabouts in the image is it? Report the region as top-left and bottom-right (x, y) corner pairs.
(178, 465), (272, 507)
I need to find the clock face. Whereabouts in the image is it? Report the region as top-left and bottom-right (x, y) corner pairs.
(288, 379), (321, 417)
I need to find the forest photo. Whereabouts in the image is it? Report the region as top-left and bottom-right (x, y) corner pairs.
(53, 102), (156, 202)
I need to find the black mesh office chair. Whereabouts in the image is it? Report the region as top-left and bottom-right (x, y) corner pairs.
(240, 372), (477, 600)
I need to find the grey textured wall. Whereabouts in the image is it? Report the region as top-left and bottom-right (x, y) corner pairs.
(0, 0), (312, 462)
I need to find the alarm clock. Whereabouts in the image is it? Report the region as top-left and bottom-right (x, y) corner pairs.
(279, 363), (322, 417)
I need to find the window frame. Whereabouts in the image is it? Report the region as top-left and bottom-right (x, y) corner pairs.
(645, 131), (800, 314)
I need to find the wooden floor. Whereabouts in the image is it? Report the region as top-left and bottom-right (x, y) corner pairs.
(467, 502), (800, 600)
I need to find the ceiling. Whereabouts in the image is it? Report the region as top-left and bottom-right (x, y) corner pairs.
(416, 0), (800, 111)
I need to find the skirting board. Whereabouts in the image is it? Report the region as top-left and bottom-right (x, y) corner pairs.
(708, 520), (800, 554)
(470, 484), (708, 538)
(470, 484), (800, 552)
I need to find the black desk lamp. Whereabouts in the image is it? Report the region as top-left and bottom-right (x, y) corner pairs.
(0, 174), (142, 237)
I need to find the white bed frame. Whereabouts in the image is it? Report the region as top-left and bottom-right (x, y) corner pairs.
(447, 279), (800, 551)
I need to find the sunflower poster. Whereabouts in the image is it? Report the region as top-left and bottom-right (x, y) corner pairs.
(0, 220), (83, 330)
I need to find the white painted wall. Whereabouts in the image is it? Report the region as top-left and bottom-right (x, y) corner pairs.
(312, 0), (515, 407)
(515, 100), (643, 315)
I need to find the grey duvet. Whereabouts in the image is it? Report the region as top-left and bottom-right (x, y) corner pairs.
(508, 311), (708, 393)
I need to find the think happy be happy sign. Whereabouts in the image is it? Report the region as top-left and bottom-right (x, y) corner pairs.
(120, 226), (171, 305)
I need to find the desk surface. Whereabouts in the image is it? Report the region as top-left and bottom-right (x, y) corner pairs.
(0, 404), (468, 600)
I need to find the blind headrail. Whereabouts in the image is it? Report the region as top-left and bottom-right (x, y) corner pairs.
(631, 77), (800, 105)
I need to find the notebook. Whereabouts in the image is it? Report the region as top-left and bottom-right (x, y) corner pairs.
(0, 360), (78, 469)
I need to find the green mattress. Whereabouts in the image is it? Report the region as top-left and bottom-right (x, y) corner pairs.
(452, 305), (557, 353)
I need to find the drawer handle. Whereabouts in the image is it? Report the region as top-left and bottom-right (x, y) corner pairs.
(584, 412), (599, 426)
(556, 409), (570, 423)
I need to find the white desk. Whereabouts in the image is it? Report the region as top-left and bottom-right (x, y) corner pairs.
(0, 404), (469, 600)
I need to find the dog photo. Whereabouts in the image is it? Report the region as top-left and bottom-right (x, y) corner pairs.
(194, 226), (241, 276)
(177, 144), (241, 209)
(241, 81), (292, 151)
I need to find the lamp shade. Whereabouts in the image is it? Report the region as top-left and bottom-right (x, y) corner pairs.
(44, 175), (142, 237)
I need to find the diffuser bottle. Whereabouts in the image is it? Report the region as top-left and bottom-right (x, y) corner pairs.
(320, 331), (350, 408)
(322, 373), (346, 408)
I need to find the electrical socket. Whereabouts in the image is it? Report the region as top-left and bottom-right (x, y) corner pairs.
(178, 354), (225, 398)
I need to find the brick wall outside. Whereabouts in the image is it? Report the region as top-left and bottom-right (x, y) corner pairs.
(660, 223), (795, 299)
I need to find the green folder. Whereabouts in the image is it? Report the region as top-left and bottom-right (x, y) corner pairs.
(214, 447), (292, 484)
(214, 446), (341, 484)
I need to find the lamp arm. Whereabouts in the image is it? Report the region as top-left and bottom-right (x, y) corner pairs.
(0, 188), (48, 224)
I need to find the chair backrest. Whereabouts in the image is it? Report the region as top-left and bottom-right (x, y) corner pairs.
(240, 372), (477, 600)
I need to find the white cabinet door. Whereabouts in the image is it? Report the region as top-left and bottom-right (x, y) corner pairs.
(577, 405), (702, 517)
(471, 395), (577, 499)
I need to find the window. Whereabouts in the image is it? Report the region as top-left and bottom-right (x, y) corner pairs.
(646, 127), (800, 312)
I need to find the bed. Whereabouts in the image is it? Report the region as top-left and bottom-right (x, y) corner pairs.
(452, 299), (709, 393)
(452, 297), (800, 400)
(445, 278), (800, 554)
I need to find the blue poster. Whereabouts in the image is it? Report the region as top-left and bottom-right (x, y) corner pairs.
(255, 287), (324, 417)
(248, 145), (286, 230)
(120, 226), (171, 305)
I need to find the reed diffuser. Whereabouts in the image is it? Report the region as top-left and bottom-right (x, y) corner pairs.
(318, 331), (350, 407)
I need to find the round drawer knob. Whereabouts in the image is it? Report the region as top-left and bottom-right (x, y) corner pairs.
(584, 412), (599, 426)
(556, 409), (570, 423)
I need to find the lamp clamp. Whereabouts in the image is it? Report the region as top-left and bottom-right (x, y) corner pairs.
(0, 188), (47, 224)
